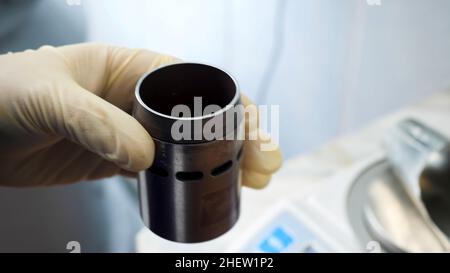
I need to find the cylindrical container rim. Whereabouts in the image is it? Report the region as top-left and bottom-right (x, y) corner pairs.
(134, 62), (241, 122)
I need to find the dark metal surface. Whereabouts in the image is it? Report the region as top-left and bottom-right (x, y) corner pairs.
(347, 159), (450, 252)
(133, 63), (243, 243)
(391, 119), (450, 239)
(420, 145), (450, 238)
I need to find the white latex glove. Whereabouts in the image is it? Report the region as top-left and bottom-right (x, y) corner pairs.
(0, 43), (282, 187)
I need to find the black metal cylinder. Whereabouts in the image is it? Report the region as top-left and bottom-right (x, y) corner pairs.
(133, 63), (243, 243)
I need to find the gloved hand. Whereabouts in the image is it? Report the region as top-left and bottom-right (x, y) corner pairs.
(0, 43), (282, 187)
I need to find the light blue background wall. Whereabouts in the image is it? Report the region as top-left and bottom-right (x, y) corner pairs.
(82, 0), (450, 158)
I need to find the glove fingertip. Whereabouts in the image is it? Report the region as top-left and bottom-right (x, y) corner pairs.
(242, 170), (272, 189)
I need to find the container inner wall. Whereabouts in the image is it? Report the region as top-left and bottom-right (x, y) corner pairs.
(139, 63), (237, 117)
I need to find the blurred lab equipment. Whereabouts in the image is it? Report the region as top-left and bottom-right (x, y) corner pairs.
(384, 119), (450, 197)
(383, 119), (450, 247)
(345, 118), (450, 252)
